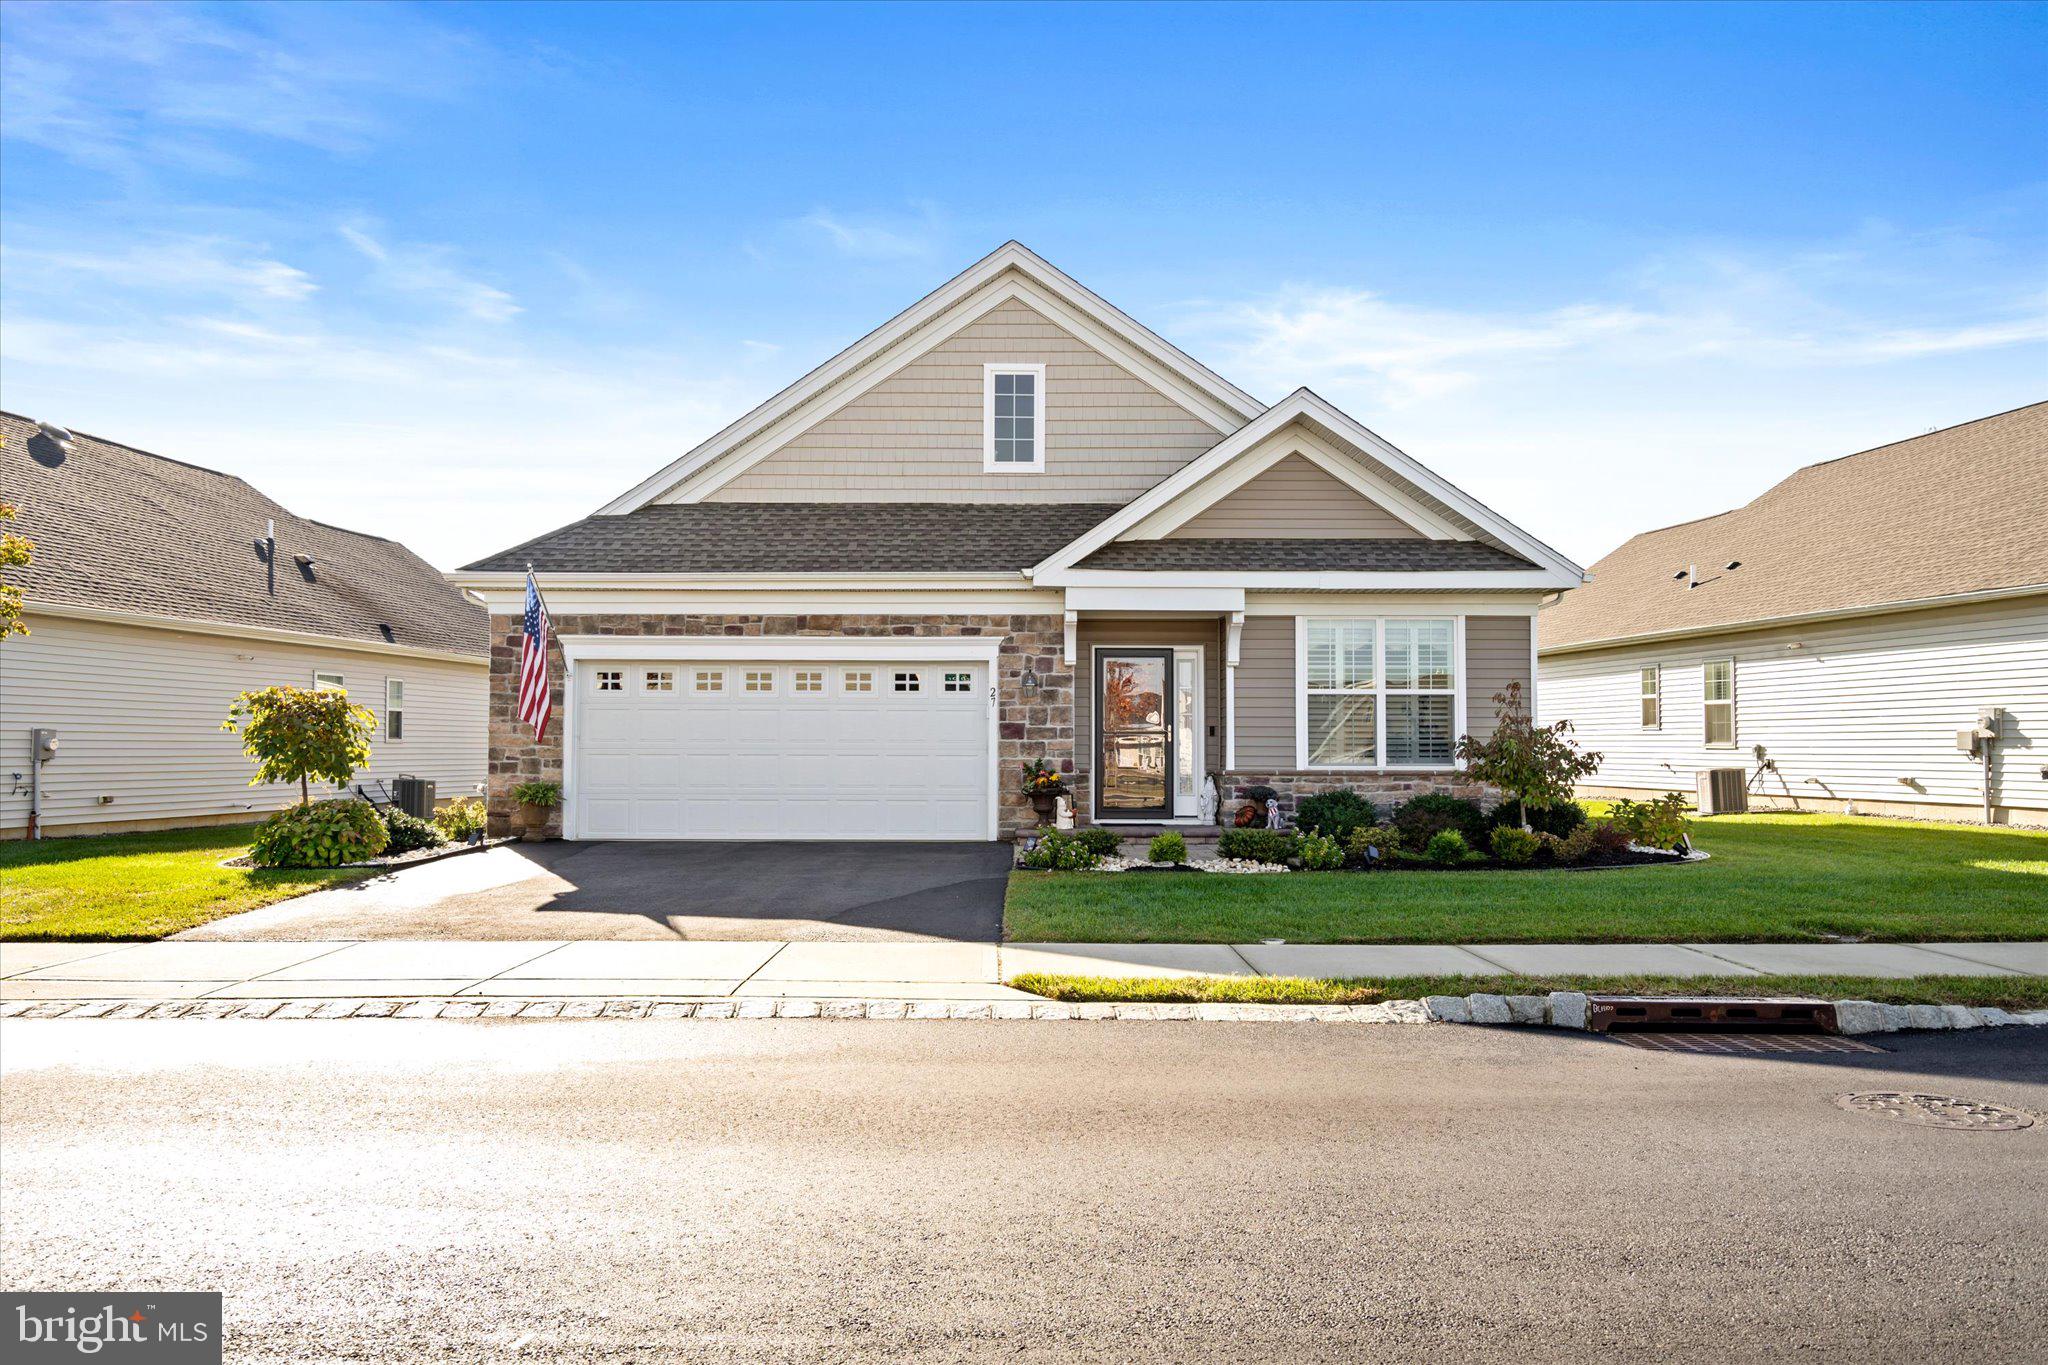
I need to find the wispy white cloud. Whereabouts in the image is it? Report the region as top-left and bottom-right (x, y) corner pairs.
(1, 234), (317, 305)
(792, 205), (946, 261)
(0, 2), (479, 179)
(1174, 225), (2047, 561)
(339, 220), (520, 324)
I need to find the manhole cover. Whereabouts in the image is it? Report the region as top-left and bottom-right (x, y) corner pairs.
(1833, 1092), (2036, 1132)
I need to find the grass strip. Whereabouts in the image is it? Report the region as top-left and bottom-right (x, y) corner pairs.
(1006, 972), (2048, 1012)
(0, 825), (372, 941)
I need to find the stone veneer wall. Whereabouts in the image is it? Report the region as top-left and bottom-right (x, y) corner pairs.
(1216, 771), (1496, 826)
(487, 612), (1072, 839)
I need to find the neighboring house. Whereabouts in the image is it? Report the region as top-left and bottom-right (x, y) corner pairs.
(0, 412), (490, 837)
(1539, 403), (2048, 825)
(451, 243), (1584, 842)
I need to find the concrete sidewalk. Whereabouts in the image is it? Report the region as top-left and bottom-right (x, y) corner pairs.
(1, 939), (2040, 1003)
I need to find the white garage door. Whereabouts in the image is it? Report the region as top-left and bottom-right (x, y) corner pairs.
(571, 660), (992, 840)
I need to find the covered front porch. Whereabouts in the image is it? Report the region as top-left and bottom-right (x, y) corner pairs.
(1056, 586), (1513, 831)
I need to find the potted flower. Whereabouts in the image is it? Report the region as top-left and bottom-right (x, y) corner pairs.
(1020, 759), (1069, 826)
(510, 780), (561, 842)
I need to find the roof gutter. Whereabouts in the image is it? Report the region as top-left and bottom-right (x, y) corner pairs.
(1538, 581), (2048, 656)
(19, 601), (489, 665)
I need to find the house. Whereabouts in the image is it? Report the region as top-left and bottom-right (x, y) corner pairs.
(1539, 402), (2048, 825)
(0, 412), (490, 837)
(451, 243), (1584, 842)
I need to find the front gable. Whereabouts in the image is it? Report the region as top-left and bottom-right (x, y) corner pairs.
(599, 242), (1264, 514)
(1165, 453), (1427, 540)
(703, 296), (1225, 504)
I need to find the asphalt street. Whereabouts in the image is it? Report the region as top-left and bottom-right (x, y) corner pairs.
(2, 1020), (2043, 1362)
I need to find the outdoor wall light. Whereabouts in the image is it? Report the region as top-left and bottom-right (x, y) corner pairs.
(1020, 667), (1040, 691)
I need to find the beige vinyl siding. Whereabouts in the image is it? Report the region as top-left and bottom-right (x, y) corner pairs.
(1167, 454), (1424, 539)
(1233, 616), (1297, 769)
(1075, 619), (1224, 799)
(1537, 594), (2048, 819)
(707, 298), (1225, 504)
(1464, 615), (1534, 741)
(0, 613), (487, 836)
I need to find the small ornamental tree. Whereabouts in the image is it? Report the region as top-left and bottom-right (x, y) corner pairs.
(1452, 681), (1602, 829)
(223, 685), (376, 806)
(0, 500), (32, 639)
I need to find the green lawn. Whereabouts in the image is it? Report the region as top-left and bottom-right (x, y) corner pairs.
(1004, 812), (2048, 944)
(1008, 972), (2048, 1012)
(0, 826), (372, 941)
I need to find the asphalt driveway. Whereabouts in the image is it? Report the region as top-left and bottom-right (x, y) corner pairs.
(178, 841), (1011, 943)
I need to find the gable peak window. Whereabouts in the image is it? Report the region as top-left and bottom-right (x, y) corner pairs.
(983, 363), (1045, 472)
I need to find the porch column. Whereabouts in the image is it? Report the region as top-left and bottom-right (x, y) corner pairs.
(1224, 610), (1243, 770)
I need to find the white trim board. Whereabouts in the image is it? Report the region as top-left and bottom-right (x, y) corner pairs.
(596, 242), (1264, 514)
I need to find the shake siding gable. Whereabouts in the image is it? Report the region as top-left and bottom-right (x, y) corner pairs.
(0, 613), (487, 835)
(1538, 594), (2048, 819)
(706, 298), (1226, 503)
(1167, 454), (1425, 539)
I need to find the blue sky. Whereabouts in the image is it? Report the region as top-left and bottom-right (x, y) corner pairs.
(3, 0), (2043, 569)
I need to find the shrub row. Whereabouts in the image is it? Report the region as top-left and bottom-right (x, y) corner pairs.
(250, 797), (458, 868)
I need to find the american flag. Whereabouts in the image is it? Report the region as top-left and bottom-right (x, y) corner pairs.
(517, 570), (553, 742)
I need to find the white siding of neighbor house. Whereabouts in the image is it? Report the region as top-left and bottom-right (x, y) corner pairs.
(704, 297), (1226, 503)
(1537, 594), (2048, 820)
(0, 612), (488, 836)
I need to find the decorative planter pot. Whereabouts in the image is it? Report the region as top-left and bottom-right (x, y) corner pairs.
(1029, 791), (1060, 825)
(518, 803), (551, 842)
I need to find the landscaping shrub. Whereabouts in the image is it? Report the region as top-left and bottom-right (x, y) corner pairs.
(1452, 681), (1602, 830)
(431, 797), (487, 841)
(1343, 823), (1407, 867)
(1423, 829), (1471, 866)
(1216, 828), (1298, 865)
(1608, 792), (1693, 849)
(1297, 831), (1344, 871)
(1292, 789), (1378, 843)
(378, 807), (446, 855)
(1393, 793), (1486, 851)
(1489, 825), (1540, 866)
(1018, 829), (1101, 871)
(1073, 827), (1122, 859)
(250, 798), (388, 869)
(1525, 800), (1588, 838)
(1558, 818), (1633, 864)
(1147, 831), (1188, 864)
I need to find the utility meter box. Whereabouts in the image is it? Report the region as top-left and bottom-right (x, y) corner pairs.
(31, 729), (59, 763)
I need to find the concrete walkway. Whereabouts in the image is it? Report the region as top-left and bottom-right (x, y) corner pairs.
(2, 939), (2040, 1003)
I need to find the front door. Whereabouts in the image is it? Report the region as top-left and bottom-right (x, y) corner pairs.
(1096, 649), (1174, 820)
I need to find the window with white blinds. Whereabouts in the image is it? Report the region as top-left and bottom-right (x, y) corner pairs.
(1302, 618), (1457, 769)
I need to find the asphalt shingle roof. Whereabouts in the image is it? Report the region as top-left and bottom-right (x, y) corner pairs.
(2, 412), (487, 657)
(1076, 538), (1536, 572)
(461, 503), (1126, 574)
(1540, 402), (2048, 652)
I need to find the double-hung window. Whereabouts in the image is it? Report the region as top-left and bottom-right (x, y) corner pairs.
(313, 671), (345, 693)
(1301, 618), (1457, 769)
(1640, 666), (1661, 729)
(983, 363), (1044, 472)
(1703, 659), (1736, 746)
(385, 679), (405, 740)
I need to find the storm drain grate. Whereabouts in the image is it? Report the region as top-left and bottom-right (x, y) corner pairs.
(1611, 1031), (1885, 1055)
(1833, 1092), (2036, 1132)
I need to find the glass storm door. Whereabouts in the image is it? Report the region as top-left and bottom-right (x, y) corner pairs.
(1097, 650), (1174, 819)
